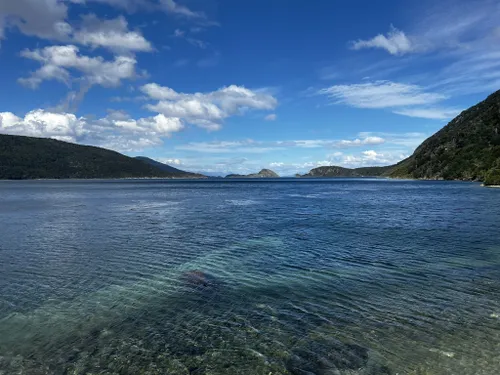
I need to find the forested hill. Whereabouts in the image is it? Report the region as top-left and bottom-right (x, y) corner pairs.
(388, 90), (500, 185)
(301, 165), (392, 178)
(0, 134), (195, 180)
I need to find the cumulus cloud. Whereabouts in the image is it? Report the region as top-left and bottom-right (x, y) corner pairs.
(350, 26), (415, 55)
(19, 45), (138, 89)
(265, 114), (277, 121)
(0, 0), (70, 41)
(141, 83), (278, 130)
(74, 15), (153, 53)
(0, 1), (154, 54)
(0, 109), (183, 151)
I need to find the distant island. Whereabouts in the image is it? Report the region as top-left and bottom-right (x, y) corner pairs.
(0, 134), (205, 180)
(300, 89), (500, 186)
(225, 169), (280, 178)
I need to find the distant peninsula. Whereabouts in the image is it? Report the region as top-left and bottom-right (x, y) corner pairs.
(0, 134), (205, 180)
(225, 169), (280, 178)
(299, 165), (392, 178)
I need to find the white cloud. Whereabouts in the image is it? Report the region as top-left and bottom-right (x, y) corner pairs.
(176, 140), (278, 154)
(357, 132), (427, 149)
(141, 83), (278, 130)
(161, 158), (182, 165)
(160, 0), (204, 18)
(0, 0), (70, 41)
(392, 107), (461, 120)
(0, 2), (155, 55)
(71, 0), (205, 18)
(319, 80), (446, 108)
(74, 15), (153, 53)
(348, 2), (500, 97)
(335, 136), (385, 147)
(0, 109), (184, 152)
(265, 113), (277, 121)
(19, 45), (138, 89)
(350, 26), (415, 55)
(318, 80), (460, 120)
(339, 150), (408, 167)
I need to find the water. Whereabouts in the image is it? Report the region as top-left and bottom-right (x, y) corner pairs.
(0, 179), (500, 375)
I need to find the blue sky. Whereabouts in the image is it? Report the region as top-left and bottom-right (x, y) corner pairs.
(0, 0), (499, 175)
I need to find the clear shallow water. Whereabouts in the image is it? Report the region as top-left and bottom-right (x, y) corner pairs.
(1, 179), (500, 375)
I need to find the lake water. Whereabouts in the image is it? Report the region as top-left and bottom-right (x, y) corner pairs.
(1, 179), (500, 375)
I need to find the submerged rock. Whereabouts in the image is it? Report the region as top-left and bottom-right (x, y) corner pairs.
(181, 270), (218, 291)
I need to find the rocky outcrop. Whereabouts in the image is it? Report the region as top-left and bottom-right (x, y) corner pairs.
(226, 169), (280, 178)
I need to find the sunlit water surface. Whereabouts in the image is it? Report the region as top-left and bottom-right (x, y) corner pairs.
(1, 179), (500, 375)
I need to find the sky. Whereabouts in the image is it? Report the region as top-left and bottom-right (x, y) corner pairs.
(0, 0), (499, 176)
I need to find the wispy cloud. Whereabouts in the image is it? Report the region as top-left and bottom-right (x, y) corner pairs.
(318, 80), (460, 120)
(350, 26), (416, 56)
(347, 0), (500, 97)
(172, 28), (208, 49)
(160, 0), (205, 19)
(176, 140), (279, 154)
(264, 113), (277, 121)
(174, 134), (409, 155)
(392, 107), (461, 120)
(319, 80), (446, 108)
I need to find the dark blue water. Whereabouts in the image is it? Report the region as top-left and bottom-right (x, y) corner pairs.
(1, 179), (500, 374)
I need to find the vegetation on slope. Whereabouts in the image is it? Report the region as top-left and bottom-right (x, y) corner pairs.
(484, 168), (500, 186)
(388, 90), (500, 182)
(302, 165), (392, 178)
(0, 134), (188, 179)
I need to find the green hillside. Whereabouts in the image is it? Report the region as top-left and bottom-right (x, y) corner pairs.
(0, 134), (189, 179)
(388, 90), (500, 183)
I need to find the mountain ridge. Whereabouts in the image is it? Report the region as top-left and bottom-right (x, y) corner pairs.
(301, 89), (500, 186)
